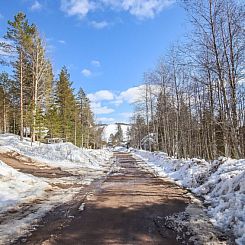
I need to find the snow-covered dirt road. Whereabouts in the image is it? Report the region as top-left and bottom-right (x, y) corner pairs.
(11, 152), (233, 245)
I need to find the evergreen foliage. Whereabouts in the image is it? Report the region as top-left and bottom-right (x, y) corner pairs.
(0, 12), (100, 148)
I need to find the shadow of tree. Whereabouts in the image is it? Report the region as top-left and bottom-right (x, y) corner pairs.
(52, 200), (186, 245)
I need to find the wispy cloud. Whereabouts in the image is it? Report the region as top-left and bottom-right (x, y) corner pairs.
(90, 20), (110, 29)
(0, 13), (4, 19)
(91, 60), (101, 67)
(30, 0), (42, 11)
(58, 40), (66, 44)
(81, 68), (92, 77)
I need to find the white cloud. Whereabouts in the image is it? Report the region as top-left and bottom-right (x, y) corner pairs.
(61, 0), (95, 18)
(88, 90), (114, 102)
(110, 98), (123, 106)
(87, 84), (161, 121)
(0, 13), (4, 19)
(102, 0), (175, 19)
(118, 85), (143, 104)
(91, 102), (114, 114)
(122, 0), (175, 19)
(58, 40), (66, 44)
(88, 90), (115, 115)
(88, 87), (141, 106)
(118, 84), (161, 104)
(91, 60), (101, 67)
(90, 20), (110, 29)
(60, 0), (175, 20)
(81, 68), (92, 77)
(30, 0), (42, 11)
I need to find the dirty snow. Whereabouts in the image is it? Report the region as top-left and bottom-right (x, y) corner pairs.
(0, 185), (80, 244)
(0, 160), (50, 213)
(130, 149), (245, 245)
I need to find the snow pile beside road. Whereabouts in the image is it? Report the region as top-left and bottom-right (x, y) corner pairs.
(0, 160), (50, 213)
(131, 149), (245, 245)
(0, 134), (112, 169)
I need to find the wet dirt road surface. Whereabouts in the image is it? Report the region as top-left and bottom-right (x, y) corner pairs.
(0, 151), (73, 178)
(14, 152), (191, 245)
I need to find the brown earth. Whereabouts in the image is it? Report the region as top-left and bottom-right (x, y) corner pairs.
(0, 151), (73, 178)
(13, 152), (191, 245)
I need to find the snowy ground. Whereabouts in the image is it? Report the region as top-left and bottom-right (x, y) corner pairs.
(0, 134), (112, 171)
(0, 160), (50, 213)
(127, 148), (244, 245)
(0, 134), (113, 244)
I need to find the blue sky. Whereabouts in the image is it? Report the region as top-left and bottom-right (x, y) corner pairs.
(0, 0), (187, 124)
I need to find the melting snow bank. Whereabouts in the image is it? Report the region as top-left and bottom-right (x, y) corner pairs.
(0, 159), (55, 244)
(130, 149), (244, 245)
(155, 202), (233, 244)
(0, 160), (50, 213)
(0, 134), (112, 170)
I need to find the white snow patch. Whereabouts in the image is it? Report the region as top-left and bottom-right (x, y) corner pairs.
(78, 202), (85, 211)
(0, 160), (50, 213)
(0, 186), (80, 244)
(0, 134), (112, 171)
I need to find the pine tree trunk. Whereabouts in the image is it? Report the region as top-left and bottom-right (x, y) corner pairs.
(3, 93), (6, 133)
(20, 50), (24, 141)
(32, 65), (38, 142)
(74, 118), (77, 146)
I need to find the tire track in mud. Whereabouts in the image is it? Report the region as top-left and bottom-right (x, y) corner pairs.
(14, 152), (192, 245)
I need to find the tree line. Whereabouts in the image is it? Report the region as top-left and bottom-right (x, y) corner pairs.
(0, 12), (101, 148)
(130, 0), (244, 159)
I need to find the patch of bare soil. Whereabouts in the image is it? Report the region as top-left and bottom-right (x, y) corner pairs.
(0, 151), (73, 178)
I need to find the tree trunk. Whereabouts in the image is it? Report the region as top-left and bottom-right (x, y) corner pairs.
(20, 50), (24, 141)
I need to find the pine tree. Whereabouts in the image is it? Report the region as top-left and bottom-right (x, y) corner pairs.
(1, 12), (100, 148)
(114, 124), (123, 143)
(45, 103), (62, 138)
(76, 88), (95, 147)
(5, 12), (35, 140)
(55, 67), (76, 142)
